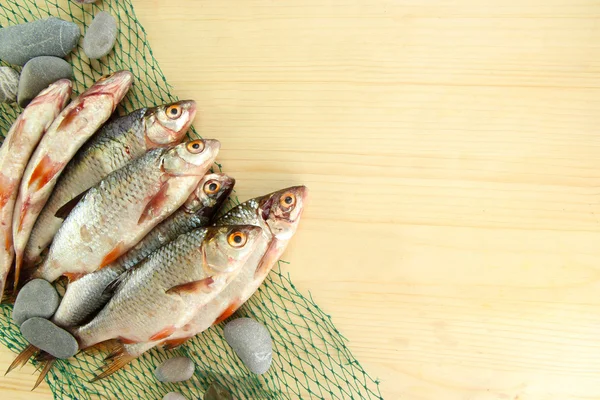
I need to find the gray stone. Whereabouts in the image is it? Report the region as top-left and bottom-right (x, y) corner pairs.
(0, 18), (80, 66)
(20, 317), (79, 359)
(154, 357), (195, 382)
(162, 393), (186, 400)
(12, 278), (60, 326)
(17, 56), (73, 107)
(83, 12), (117, 60)
(0, 67), (19, 104)
(223, 318), (272, 375)
(204, 382), (232, 400)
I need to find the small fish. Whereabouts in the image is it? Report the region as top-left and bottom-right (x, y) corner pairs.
(12, 71), (134, 289)
(52, 173), (235, 329)
(76, 224), (262, 351)
(99, 186), (308, 377)
(0, 80), (72, 299)
(31, 139), (220, 283)
(23, 100), (197, 269)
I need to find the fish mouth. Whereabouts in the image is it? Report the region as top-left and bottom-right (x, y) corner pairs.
(83, 71), (133, 104)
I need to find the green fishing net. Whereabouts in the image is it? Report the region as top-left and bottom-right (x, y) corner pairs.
(0, 1), (383, 399)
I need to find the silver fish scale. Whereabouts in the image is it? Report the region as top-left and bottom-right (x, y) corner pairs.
(27, 109), (149, 261)
(215, 199), (261, 226)
(77, 228), (210, 346)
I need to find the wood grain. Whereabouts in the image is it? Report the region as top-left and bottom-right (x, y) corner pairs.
(5, 0), (600, 399)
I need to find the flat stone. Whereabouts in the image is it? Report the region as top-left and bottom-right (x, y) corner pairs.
(223, 318), (272, 375)
(204, 382), (233, 400)
(0, 67), (19, 104)
(0, 17), (80, 66)
(83, 12), (117, 60)
(12, 278), (59, 326)
(154, 357), (195, 382)
(163, 393), (186, 400)
(17, 56), (73, 107)
(20, 317), (79, 359)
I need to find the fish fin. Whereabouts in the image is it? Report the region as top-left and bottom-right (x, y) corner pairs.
(5, 345), (38, 375)
(90, 343), (136, 382)
(165, 277), (215, 296)
(103, 268), (131, 295)
(34, 351), (55, 363)
(56, 103), (84, 132)
(32, 359), (55, 391)
(12, 251), (24, 293)
(99, 242), (126, 269)
(254, 240), (280, 279)
(54, 190), (88, 219)
(149, 326), (176, 342)
(162, 337), (191, 351)
(213, 299), (242, 326)
(117, 336), (138, 345)
(28, 154), (63, 190)
(64, 272), (85, 283)
(138, 181), (170, 225)
(0, 174), (14, 209)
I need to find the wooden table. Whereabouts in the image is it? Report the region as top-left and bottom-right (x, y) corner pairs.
(5, 0), (600, 399)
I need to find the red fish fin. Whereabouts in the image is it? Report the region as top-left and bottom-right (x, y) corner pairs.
(138, 181), (170, 225)
(64, 272), (85, 283)
(89, 343), (136, 382)
(0, 174), (14, 209)
(99, 242), (126, 269)
(213, 299), (242, 326)
(254, 240), (280, 279)
(162, 337), (191, 351)
(28, 154), (63, 190)
(165, 277), (214, 296)
(5, 345), (38, 376)
(54, 190), (88, 219)
(149, 326), (176, 341)
(118, 336), (138, 345)
(32, 359), (55, 391)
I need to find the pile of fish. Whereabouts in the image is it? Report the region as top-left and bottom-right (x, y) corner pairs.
(0, 72), (307, 388)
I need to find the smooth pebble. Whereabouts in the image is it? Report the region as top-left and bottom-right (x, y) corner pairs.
(83, 12), (117, 59)
(0, 67), (19, 104)
(20, 317), (79, 359)
(17, 56), (73, 107)
(223, 318), (272, 375)
(0, 17), (80, 66)
(204, 382), (233, 400)
(163, 393), (186, 400)
(154, 357), (195, 383)
(12, 278), (59, 326)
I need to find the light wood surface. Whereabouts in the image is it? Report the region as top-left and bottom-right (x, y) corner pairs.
(5, 0), (600, 399)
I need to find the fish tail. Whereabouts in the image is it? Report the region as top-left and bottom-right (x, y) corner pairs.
(89, 342), (136, 382)
(32, 359), (55, 391)
(5, 344), (38, 375)
(12, 250), (24, 292)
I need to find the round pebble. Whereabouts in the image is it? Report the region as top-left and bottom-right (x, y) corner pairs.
(83, 12), (118, 60)
(12, 278), (60, 326)
(223, 318), (272, 375)
(204, 382), (233, 400)
(0, 17), (80, 66)
(154, 357), (195, 383)
(163, 393), (186, 400)
(0, 66), (19, 104)
(20, 317), (79, 359)
(17, 56), (73, 107)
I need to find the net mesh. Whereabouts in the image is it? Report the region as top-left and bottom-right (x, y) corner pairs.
(0, 1), (383, 399)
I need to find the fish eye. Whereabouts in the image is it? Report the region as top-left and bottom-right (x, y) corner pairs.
(204, 180), (221, 195)
(186, 140), (205, 154)
(280, 192), (296, 208)
(227, 230), (247, 248)
(166, 105), (183, 120)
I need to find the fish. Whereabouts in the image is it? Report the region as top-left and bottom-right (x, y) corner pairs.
(76, 224), (263, 350)
(52, 173), (235, 329)
(96, 185), (307, 378)
(23, 100), (197, 269)
(12, 71), (134, 290)
(30, 139), (220, 283)
(0, 80), (72, 299)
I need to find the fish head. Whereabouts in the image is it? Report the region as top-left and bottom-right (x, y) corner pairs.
(202, 225), (264, 273)
(143, 100), (197, 147)
(161, 139), (221, 176)
(258, 186), (308, 241)
(27, 79), (73, 108)
(183, 173), (235, 215)
(82, 71), (133, 105)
